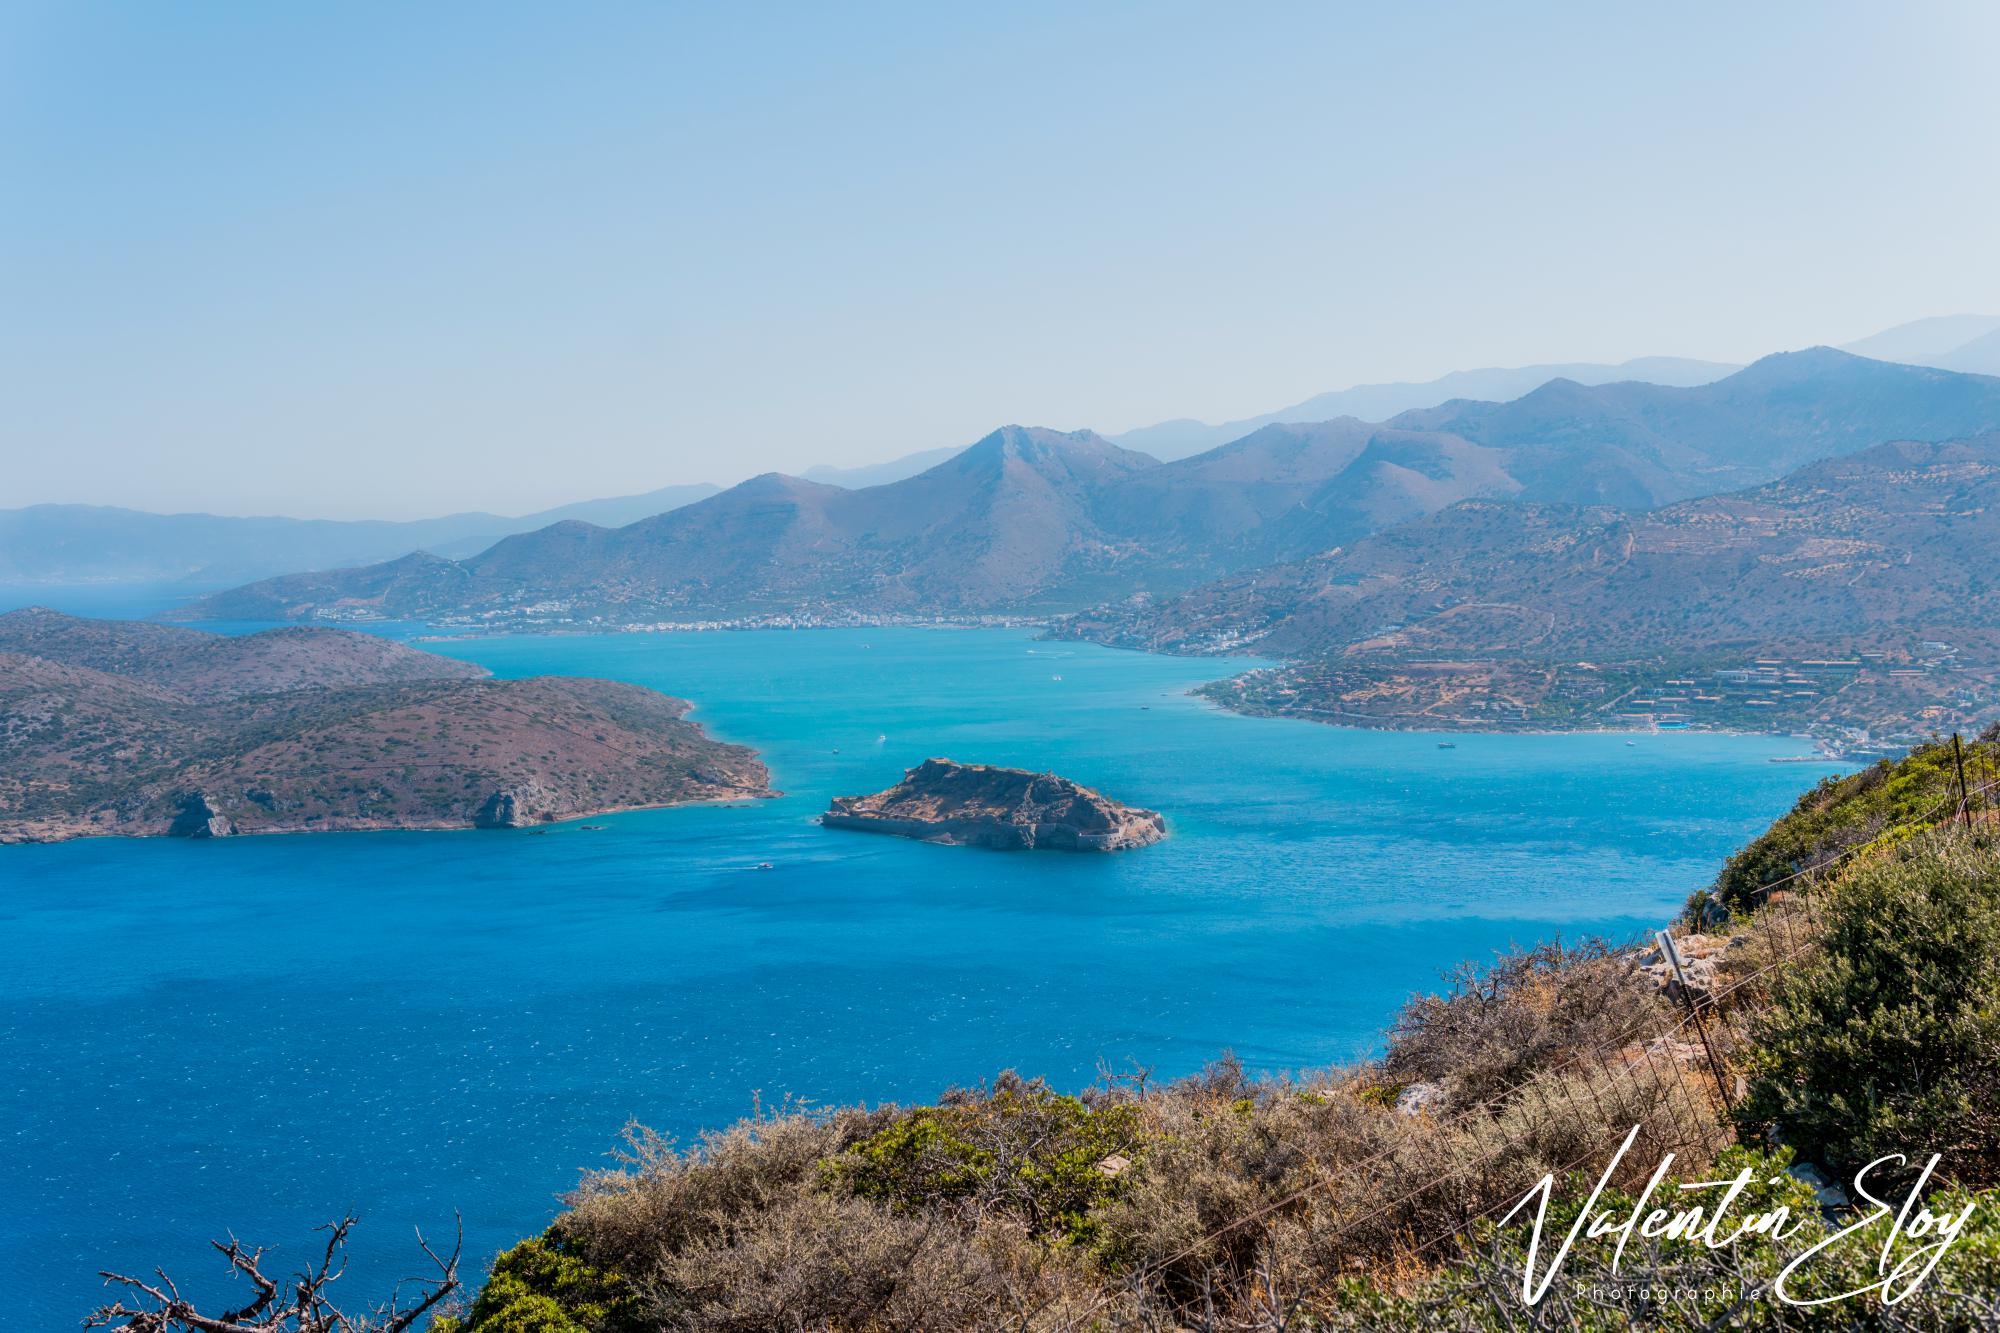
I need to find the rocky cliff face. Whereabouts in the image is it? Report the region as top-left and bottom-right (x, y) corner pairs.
(823, 758), (1164, 851)
(166, 791), (235, 838)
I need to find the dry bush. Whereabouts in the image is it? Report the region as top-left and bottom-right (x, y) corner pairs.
(559, 1091), (1118, 1331)
(561, 1102), (895, 1285)
(646, 1192), (1040, 1332)
(1382, 939), (1670, 1106)
(1084, 1040), (1724, 1327)
(1091, 1065), (1383, 1300)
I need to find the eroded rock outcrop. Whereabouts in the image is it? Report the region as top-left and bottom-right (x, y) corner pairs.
(822, 758), (1165, 851)
(474, 790), (528, 829)
(474, 781), (559, 829)
(167, 791), (235, 839)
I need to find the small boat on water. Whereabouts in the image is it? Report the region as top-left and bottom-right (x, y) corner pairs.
(876, 733), (887, 744)
(754, 862), (774, 871)
(1051, 674), (1063, 681)
(1437, 742), (1455, 749)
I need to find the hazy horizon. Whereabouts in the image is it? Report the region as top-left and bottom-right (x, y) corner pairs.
(0, 334), (1976, 524)
(7, 2), (2000, 519)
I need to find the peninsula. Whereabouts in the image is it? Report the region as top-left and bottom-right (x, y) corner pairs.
(0, 609), (770, 843)
(822, 758), (1165, 851)
(1052, 435), (2000, 753)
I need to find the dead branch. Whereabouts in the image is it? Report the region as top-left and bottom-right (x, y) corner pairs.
(85, 1213), (460, 1333)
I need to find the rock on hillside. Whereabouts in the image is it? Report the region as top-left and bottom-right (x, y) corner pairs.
(822, 758), (1165, 851)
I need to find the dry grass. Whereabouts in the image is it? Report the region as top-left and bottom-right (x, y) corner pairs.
(519, 942), (1727, 1331)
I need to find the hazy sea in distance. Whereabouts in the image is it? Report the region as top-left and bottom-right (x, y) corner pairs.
(0, 580), (231, 623)
(0, 585), (1847, 1323)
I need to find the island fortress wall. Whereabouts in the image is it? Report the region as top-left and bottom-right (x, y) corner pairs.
(822, 757), (1166, 851)
(820, 808), (1161, 851)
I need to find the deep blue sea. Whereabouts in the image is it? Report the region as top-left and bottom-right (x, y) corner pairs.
(0, 604), (1844, 1324)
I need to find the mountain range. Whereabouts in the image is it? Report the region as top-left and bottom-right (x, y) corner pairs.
(801, 448), (964, 489)
(1104, 315), (2000, 461)
(22, 317), (1998, 593)
(1058, 434), (2000, 662)
(172, 349), (2000, 628)
(1108, 355), (1742, 460)
(1838, 313), (2000, 375)
(176, 428), (1168, 621)
(1048, 433), (2000, 741)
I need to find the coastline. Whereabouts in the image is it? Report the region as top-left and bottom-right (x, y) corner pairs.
(1197, 695), (1854, 755)
(408, 617), (1879, 757)
(104, 604), (1955, 759)
(0, 788), (779, 847)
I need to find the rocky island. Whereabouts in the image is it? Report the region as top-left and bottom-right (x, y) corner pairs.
(0, 609), (770, 843)
(822, 758), (1165, 851)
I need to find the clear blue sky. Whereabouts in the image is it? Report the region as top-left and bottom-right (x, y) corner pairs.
(5, 1), (1998, 518)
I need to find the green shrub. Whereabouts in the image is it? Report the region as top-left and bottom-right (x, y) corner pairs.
(830, 1071), (1141, 1245)
(430, 1235), (642, 1333)
(1712, 738), (1993, 912)
(1738, 831), (2000, 1188)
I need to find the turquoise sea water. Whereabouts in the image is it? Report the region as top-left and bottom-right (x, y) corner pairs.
(1, 623), (1843, 1324)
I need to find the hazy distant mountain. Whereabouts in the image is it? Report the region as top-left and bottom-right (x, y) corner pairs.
(0, 483), (719, 586)
(1834, 314), (2000, 377)
(176, 352), (2000, 627)
(1932, 329), (2000, 377)
(1060, 434), (2000, 662)
(0, 505), (513, 586)
(1101, 348), (2000, 565)
(1385, 347), (2000, 502)
(506, 483), (722, 535)
(1095, 419), (1518, 565)
(1839, 314), (2000, 365)
(803, 448), (963, 489)
(1111, 356), (1740, 460)
(25, 318), (2000, 595)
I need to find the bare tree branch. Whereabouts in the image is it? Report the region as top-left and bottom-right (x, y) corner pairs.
(85, 1214), (460, 1333)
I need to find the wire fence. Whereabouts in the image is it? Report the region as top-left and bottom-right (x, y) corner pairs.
(1037, 750), (1999, 1331)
